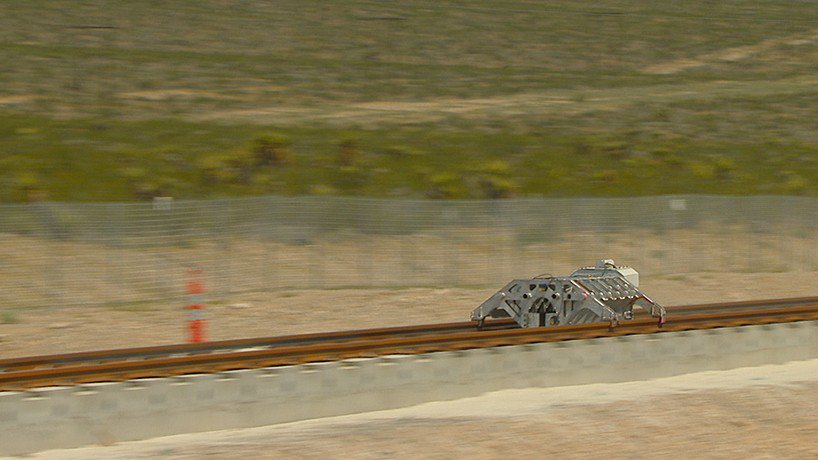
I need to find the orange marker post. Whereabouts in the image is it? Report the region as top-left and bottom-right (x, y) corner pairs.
(186, 269), (207, 343)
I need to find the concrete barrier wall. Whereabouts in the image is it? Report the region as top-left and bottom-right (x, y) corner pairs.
(3, 320), (818, 456)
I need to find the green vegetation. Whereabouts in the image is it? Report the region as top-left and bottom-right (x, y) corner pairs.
(1, 311), (20, 324)
(0, 1), (816, 201)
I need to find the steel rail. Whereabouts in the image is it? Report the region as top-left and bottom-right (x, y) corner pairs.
(2, 302), (818, 390)
(0, 319), (519, 372)
(632, 297), (818, 318)
(2, 296), (817, 373)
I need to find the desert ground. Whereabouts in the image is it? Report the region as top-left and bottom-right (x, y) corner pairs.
(1, 271), (817, 358)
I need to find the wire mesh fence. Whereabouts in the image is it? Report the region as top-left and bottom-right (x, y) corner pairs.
(1, 195), (816, 309)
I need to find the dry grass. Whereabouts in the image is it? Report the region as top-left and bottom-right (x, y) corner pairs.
(1, 1), (818, 201)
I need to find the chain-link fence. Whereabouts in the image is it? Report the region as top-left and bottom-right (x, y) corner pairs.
(1, 195), (816, 309)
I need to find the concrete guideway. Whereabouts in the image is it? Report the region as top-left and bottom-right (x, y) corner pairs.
(2, 319), (818, 456)
(30, 358), (818, 459)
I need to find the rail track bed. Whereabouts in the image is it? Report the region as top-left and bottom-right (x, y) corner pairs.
(2, 296), (817, 390)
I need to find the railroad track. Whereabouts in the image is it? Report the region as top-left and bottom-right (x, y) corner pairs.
(2, 296), (817, 390)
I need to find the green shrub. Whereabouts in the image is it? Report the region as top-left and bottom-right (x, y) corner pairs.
(383, 145), (424, 157)
(476, 160), (511, 175)
(118, 166), (147, 180)
(338, 139), (360, 166)
(0, 311), (19, 324)
(713, 155), (736, 180)
(134, 180), (161, 199)
(252, 134), (292, 167)
(13, 171), (46, 201)
(334, 165), (368, 192)
(599, 141), (630, 160)
(309, 183), (338, 195)
(477, 176), (518, 199)
(591, 169), (619, 184)
(651, 147), (684, 166)
(198, 150), (255, 185)
(688, 161), (715, 180)
(427, 172), (465, 199)
(781, 171), (808, 194)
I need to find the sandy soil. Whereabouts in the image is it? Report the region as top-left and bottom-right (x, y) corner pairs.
(1, 272), (817, 358)
(643, 28), (818, 74)
(0, 95), (36, 105)
(194, 73), (818, 125)
(30, 359), (818, 459)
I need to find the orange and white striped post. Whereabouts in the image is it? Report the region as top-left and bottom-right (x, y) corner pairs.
(186, 269), (207, 343)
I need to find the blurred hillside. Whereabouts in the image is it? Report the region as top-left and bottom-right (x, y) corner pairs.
(0, 0), (816, 201)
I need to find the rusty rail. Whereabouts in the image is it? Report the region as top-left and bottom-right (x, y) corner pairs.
(3, 296), (817, 371)
(1, 297), (818, 390)
(0, 319), (515, 372)
(3, 296), (816, 374)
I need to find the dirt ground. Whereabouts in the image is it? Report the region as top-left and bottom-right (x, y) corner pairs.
(1, 271), (817, 358)
(30, 359), (818, 459)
